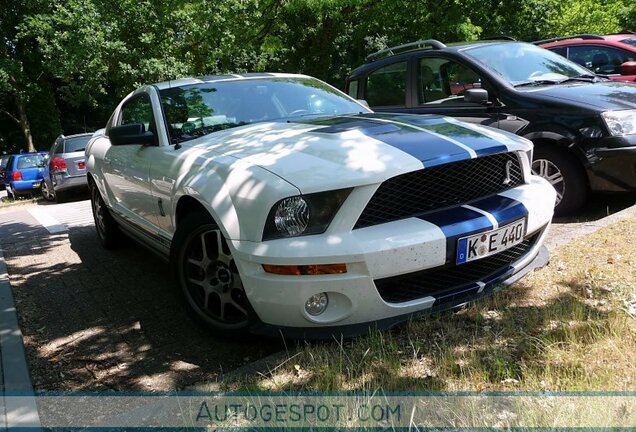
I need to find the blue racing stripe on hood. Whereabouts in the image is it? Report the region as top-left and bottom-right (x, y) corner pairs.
(300, 116), (473, 167)
(371, 113), (508, 157)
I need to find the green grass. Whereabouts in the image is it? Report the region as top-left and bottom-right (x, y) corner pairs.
(226, 216), (636, 393)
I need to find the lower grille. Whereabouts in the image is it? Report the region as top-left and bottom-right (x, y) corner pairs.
(375, 233), (540, 304)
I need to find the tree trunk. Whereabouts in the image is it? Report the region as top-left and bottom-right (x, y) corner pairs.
(16, 97), (36, 152)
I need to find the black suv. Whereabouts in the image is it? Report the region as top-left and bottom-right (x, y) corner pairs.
(346, 39), (636, 215)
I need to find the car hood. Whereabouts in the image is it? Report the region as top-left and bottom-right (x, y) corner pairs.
(518, 80), (636, 110)
(190, 113), (530, 194)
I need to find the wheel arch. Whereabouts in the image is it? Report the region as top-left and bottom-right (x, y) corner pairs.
(175, 195), (218, 229)
(523, 131), (590, 174)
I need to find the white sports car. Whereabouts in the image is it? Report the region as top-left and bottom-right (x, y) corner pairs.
(86, 73), (556, 338)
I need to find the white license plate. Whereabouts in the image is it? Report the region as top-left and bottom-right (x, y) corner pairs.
(456, 219), (526, 265)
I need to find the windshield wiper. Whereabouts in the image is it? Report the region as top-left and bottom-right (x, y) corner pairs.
(514, 74), (602, 87)
(513, 79), (560, 87)
(556, 74), (598, 84)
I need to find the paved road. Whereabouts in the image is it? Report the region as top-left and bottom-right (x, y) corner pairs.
(0, 194), (281, 391)
(0, 190), (634, 391)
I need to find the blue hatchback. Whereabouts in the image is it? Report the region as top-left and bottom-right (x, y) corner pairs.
(4, 152), (48, 199)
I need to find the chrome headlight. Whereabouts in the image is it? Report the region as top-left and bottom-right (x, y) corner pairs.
(263, 188), (352, 241)
(601, 110), (636, 136)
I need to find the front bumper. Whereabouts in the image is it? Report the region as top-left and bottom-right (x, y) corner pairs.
(230, 177), (555, 336)
(586, 136), (636, 192)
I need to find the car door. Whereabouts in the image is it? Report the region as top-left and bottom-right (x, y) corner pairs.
(359, 55), (527, 133)
(103, 92), (159, 230)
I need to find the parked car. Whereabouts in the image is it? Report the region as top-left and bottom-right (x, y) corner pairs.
(0, 154), (11, 191)
(536, 33), (636, 82)
(86, 73), (555, 338)
(345, 39), (636, 215)
(41, 133), (92, 203)
(4, 152), (47, 199)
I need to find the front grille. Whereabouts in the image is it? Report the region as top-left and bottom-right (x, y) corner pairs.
(375, 233), (539, 304)
(354, 152), (523, 229)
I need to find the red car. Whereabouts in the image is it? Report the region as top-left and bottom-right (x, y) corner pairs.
(537, 33), (636, 82)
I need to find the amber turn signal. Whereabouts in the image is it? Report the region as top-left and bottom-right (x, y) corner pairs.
(262, 263), (347, 275)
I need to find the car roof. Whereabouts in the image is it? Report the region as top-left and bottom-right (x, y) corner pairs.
(348, 39), (518, 78)
(539, 34), (636, 50)
(153, 73), (313, 90)
(59, 132), (95, 140)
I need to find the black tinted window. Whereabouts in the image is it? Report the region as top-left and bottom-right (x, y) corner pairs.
(64, 136), (91, 153)
(568, 45), (636, 74)
(365, 62), (407, 106)
(418, 58), (483, 104)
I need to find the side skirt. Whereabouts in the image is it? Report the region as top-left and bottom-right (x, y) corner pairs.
(110, 211), (171, 262)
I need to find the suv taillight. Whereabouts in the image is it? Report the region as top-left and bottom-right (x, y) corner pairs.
(12, 170), (22, 181)
(51, 157), (67, 171)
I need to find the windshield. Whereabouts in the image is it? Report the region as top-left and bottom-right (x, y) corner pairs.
(464, 42), (593, 85)
(159, 77), (368, 144)
(64, 135), (91, 153)
(621, 38), (636, 48)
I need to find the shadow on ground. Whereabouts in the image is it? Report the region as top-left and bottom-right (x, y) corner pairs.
(553, 192), (636, 224)
(2, 223), (283, 391)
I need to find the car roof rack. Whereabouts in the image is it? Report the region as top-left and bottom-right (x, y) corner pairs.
(607, 30), (636, 35)
(481, 35), (516, 41)
(366, 39), (446, 62)
(532, 34), (605, 45)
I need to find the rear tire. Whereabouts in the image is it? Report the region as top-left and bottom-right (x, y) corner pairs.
(532, 146), (588, 216)
(41, 181), (56, 201)
(90, 183), (119, 248)
(171, 211), (254, 339)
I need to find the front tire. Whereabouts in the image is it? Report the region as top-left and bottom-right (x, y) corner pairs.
(90, 183), (119, 248)
(171, 212), (253, 338)
(532, 146), (588, 216)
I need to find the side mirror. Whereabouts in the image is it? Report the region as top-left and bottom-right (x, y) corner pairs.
(357, 99), (370, 108)
(109, 123), (155, 146)
(464, 88), (489, 105)
(619, 61), (636, 76)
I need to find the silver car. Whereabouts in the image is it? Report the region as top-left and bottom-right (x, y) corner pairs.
(42, 133), (92, 203)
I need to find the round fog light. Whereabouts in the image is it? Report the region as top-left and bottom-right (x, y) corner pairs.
(305, 292), (329, 316)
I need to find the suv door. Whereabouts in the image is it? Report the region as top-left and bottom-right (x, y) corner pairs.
(565, 44), (636, 78)
(103, 92), (159, 230)
(358, 55), (528, 133)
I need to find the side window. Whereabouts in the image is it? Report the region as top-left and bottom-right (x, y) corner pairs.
(418, 58), (482, 105)
(52, 139), (64, 155)
(120, 94), (156, 133)
(347, 80), (359, 98)
(568, 45), (636, 74)
(549, 46), (567, 57)
(365, 61), (407, 107)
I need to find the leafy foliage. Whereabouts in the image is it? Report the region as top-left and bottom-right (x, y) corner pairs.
(0, 0), (634, 152)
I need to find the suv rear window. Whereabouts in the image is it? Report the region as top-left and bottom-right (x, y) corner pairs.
(64, 136), (91, 153)
(16, 155), (45, 169)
